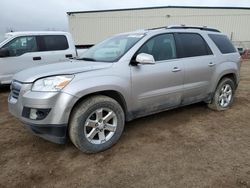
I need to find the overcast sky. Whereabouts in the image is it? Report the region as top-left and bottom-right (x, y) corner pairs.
(0, 0), (250, 39)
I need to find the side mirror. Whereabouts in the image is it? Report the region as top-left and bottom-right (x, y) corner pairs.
(136, 53), (155, 65)
(0, 48), (10, 58)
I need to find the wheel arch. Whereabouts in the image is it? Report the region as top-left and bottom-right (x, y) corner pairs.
(68, 90), (129, 125)
(208, 72), (237, 110)
(216, 72), (238, 89)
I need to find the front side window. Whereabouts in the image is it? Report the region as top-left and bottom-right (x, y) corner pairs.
(137, 34), (177, 61)
(80, 34), (145, 62)
(3, 36), (38, 57)
(177, 33), (212, 58)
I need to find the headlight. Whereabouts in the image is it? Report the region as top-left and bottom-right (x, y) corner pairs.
(32, 75), (74, 92)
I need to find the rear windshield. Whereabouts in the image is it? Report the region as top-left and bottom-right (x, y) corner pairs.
(209, 34), (236, 54)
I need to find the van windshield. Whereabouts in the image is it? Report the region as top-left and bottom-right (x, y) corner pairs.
(79, 33), (145, 62)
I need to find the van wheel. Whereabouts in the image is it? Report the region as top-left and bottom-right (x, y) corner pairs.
(69, 95), (125, 153)
(208, 78), (236, 111)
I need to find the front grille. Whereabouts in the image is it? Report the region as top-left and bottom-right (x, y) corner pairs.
(11, 81), (22, 99)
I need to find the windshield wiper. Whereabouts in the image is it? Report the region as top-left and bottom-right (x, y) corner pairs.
(79, 57), (96, 61)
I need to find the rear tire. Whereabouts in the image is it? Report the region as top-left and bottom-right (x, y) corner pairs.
(69, 95), (125, 153)
(208, 78), (236, 111)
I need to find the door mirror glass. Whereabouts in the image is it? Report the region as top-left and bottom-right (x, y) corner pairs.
(0, 48), (10, 58)
(136, 53), (155, 65)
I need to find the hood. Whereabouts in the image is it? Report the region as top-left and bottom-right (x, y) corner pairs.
(13, 60), (113, 83)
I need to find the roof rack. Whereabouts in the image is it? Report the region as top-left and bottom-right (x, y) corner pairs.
(147, 26), (167, 30)
(167, 25), (221, 32)
(147, 25), (220, 33)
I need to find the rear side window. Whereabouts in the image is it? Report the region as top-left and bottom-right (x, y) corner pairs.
(177, 33), (212, 58)
(37, 35), (69, 51)
(209, 34), (236, 54)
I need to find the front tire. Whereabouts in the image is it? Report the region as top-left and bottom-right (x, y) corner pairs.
(208, 78), (236, 111)
(69, 95), (125, 153)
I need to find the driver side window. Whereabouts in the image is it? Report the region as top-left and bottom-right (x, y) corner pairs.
(138, 34), (177, 61)
(3, 36), (38, 57)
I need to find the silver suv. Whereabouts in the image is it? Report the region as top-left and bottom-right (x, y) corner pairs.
(8, 26), (241, 153)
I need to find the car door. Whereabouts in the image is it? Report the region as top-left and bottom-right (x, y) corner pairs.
(130, 33), (184, 117)
(175, 33), (216, 105)
(0, 36), (43, 84)
(36, 35), (74, 64)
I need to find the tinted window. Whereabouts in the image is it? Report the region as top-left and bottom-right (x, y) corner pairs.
(38, 35), (69, 51)
(3, 36), (38, 56)
(209, 34), (236, 54)
(138, 34), (177, 61)
(177, 33), (212, 58)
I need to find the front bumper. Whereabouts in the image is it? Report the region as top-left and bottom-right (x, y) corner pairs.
(22, 122), (67, 144)
(8, 81), (79, 144)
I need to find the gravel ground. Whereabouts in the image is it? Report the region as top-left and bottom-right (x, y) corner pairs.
(0, 61), (250, 188)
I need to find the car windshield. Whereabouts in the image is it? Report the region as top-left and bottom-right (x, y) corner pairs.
(79, 33), (145, 62)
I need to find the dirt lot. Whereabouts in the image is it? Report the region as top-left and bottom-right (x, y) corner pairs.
(1, 61), (250, 188)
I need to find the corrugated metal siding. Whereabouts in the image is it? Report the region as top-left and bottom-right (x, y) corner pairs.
(68, 8), (250, 48)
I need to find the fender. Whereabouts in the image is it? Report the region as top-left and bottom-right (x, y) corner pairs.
(63, 75), (131, 113)
(210, 61), (240, 93)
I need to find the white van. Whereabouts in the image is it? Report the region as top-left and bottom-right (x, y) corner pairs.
(0, 31), (77, 84)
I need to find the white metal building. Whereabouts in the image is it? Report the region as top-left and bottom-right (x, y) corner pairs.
(67, 6), (250, 49)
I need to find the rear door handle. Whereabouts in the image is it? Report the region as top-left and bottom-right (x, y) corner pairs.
(208, 62), (215, 67)
(33, 57), (41, 61)
(172, 67), (181, 72)
(65, 54), (73, 58)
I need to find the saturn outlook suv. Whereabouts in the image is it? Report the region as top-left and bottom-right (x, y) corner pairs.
(8, 26), (241, 153)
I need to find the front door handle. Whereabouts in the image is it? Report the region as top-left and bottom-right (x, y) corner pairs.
(172, 67), (181, 72)
(208, 62), (215, 67)
(33, 57), (41, 61)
